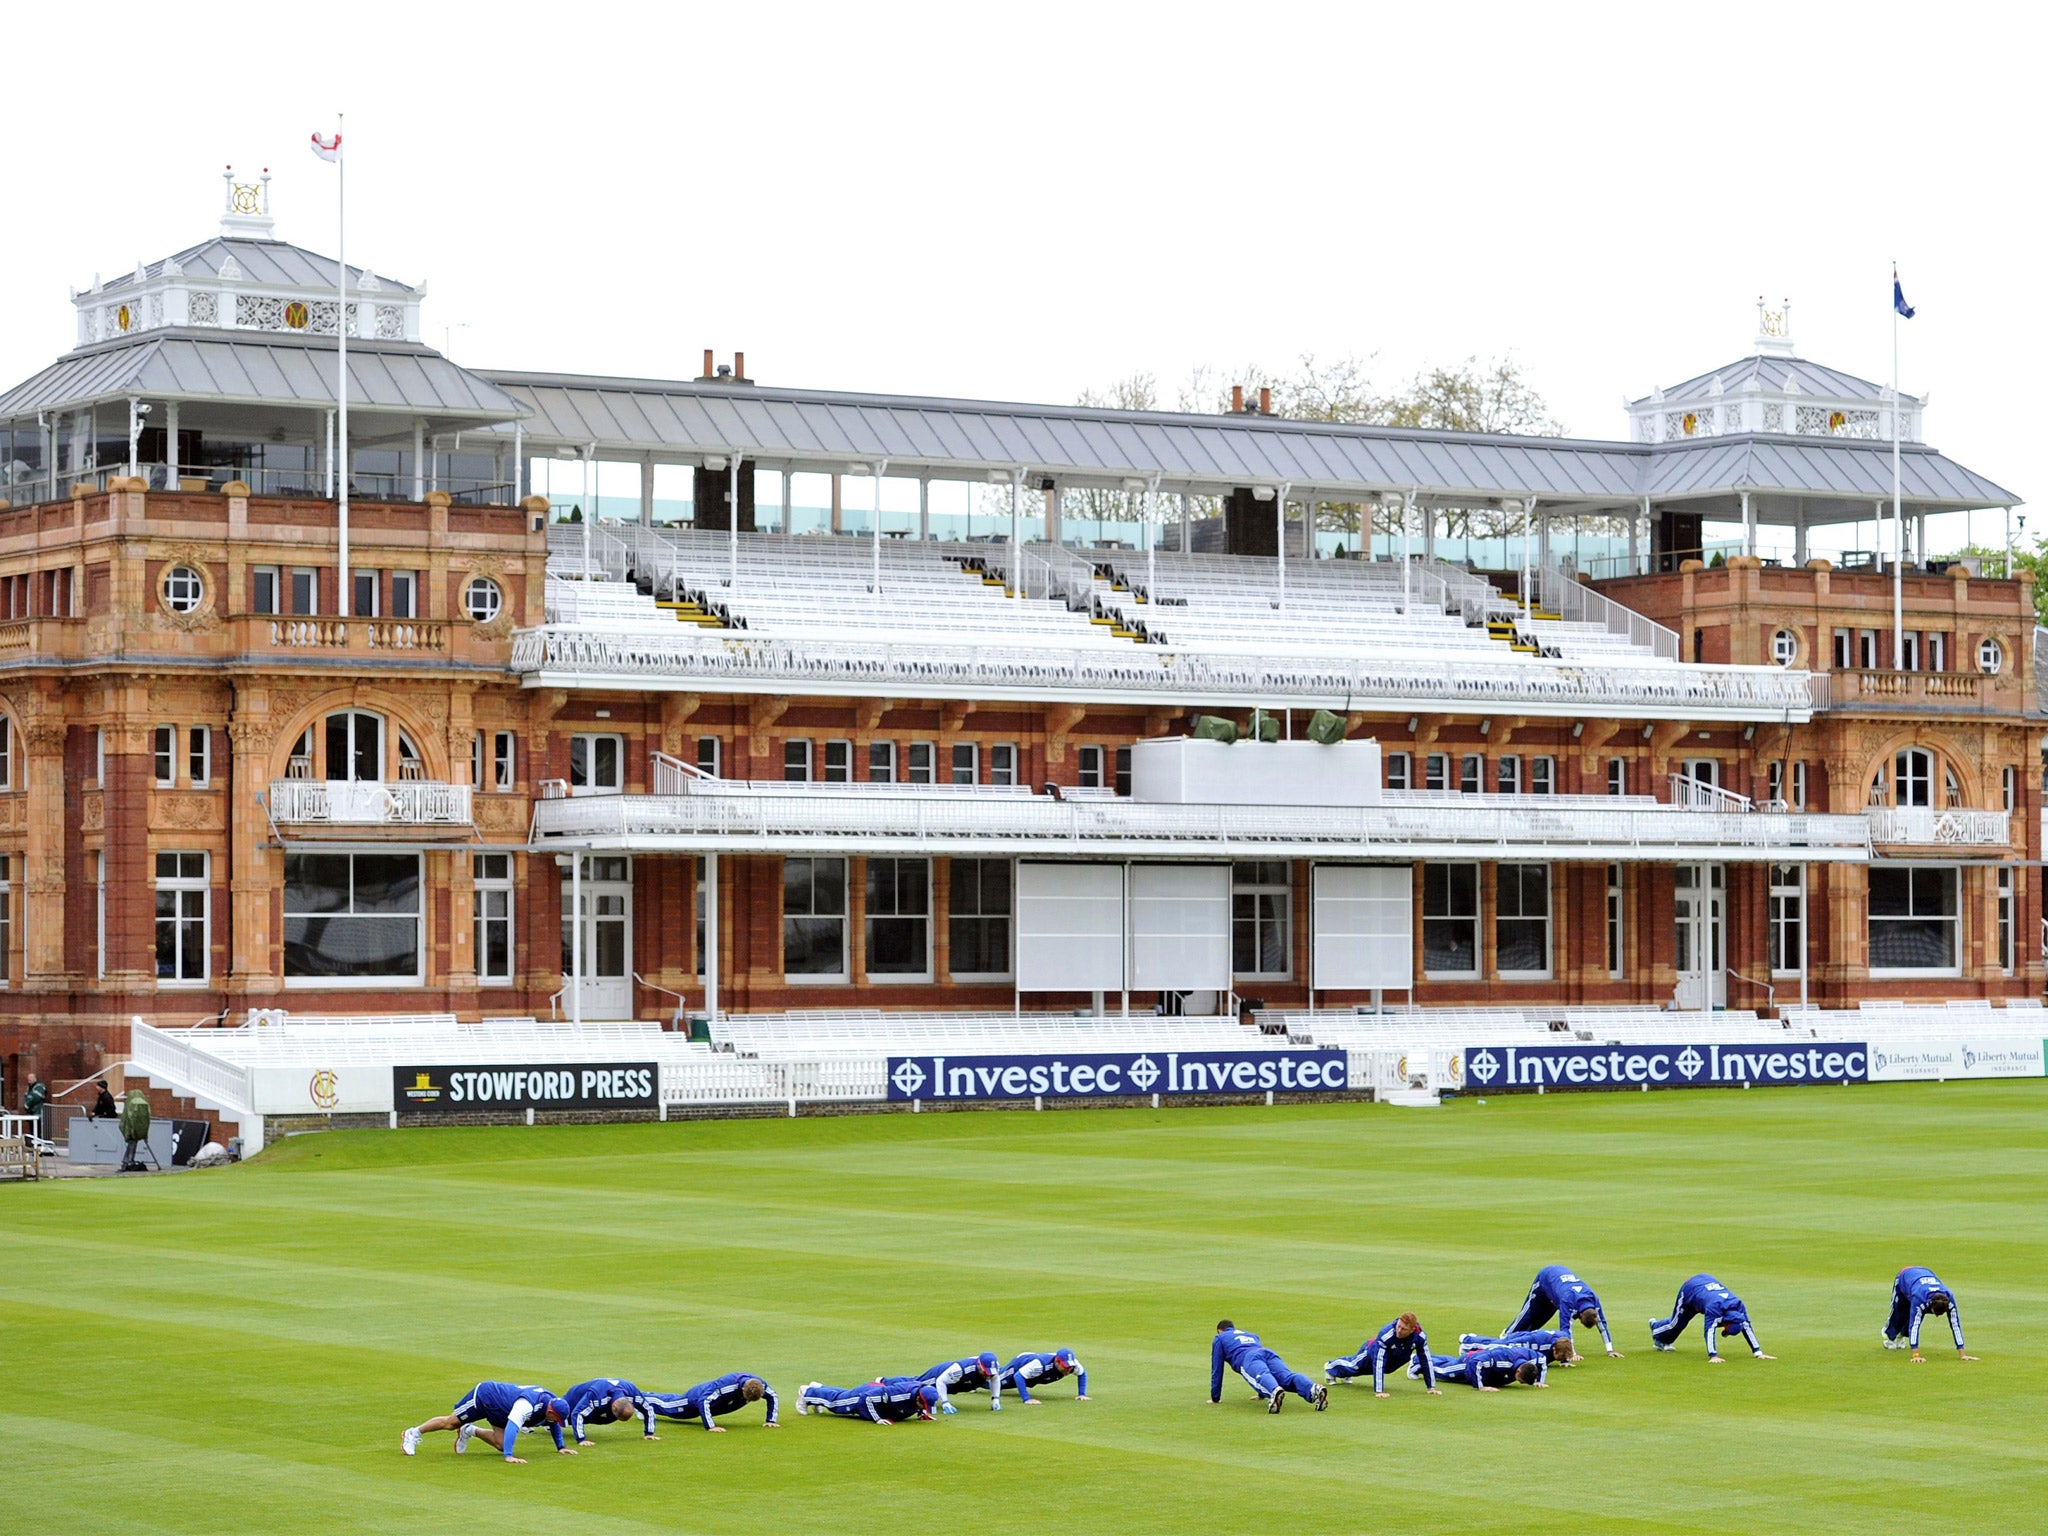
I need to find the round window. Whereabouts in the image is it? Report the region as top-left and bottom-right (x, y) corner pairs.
(162, 564), (205, 614)
(464, 576), (503, 623)
(1977, 637), (2003, 675)
(1770, 628), (1797, 666)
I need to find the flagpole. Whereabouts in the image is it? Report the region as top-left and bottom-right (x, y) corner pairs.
(336, 113), (350, 618)
(1891, 263), (1902, 671)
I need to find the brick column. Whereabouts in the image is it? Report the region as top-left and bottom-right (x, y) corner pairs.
(226, 700), (283, 998)
(20, 717), (70, 992)
(98, 720), (155, 989)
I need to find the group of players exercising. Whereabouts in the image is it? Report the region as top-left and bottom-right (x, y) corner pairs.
(402, 1351), (1085, 1460)
(402, 1264), (1970, 1458)
(1213, 1263), (1974, 1413)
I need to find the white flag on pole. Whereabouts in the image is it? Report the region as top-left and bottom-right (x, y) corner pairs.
(310, 131), (342, 163)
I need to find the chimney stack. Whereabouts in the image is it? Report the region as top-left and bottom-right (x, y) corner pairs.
(701, 348), (715, 380)
(1258, 386), (1271, 415)
(1231, 384), (1244, 414)
(734, 350), (745, 381)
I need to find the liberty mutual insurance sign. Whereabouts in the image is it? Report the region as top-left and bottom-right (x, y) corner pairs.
(1462, 1042), (1869, 1093)
(885, 1050), (1348, 1102)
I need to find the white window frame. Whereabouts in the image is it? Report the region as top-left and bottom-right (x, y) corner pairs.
(1424, 753), (1449, 792)
(863, 856), (932, 981)
(1867, 864), (1962, 979)
(162, 564), (204, 614)
(569, 732), (625, 795)
(1606, 757), (1626, 796)
(154, 850), (210, 986)
(906, 741), (935, 785)
(950, 741), (978, 785)
(822, 739), (853, 784)
(1530, 756), (1555, 796)
(867, 740), (895, 783)
(1792, 761), (1808, 810)
(1421, 862), (1480, 979)
(1459, 754), (1483, 795)
(188, 726), (210, 788)
(1231, 860), (1293, 980)
(152, 724), (176, 787)
(1385, 751), (1411, 791)
(464, 576), (504, 623)
(0, 853), (11, 988)
(697, 735), (722, 778)
(352, 568), (380, 618)
(989, 743), (1018, 787)
(1495, 862), (1552, 980)
(474, 851), (515, 986)
(783, 738), (813, 783)
(783, 855), (849, 983)
(0, 718), (17, 790)
(2003, 765), (2016, 812)
(947, 856), (1013, 981)
(1859, 628), (1878, 669)
(1771, 627), (1798, 666)
(1832, 628), (1851, 668)
(1928, 632), (1946, 672)
(253, 565), (280, 615)
(290, 566), (319, 616)
(1496, 754), (1520, 795)
(390, 569), (418, 619)
(1977, 637), (2003, 675)
(1997, 867), (2015, 976)
(1900, 631), (1920, 670)
(1769, 863), (1805, 977)
(1605, 862), (1625, 979)
(1894, 748), (1933, 808)
(1075, 744), (1104, 789)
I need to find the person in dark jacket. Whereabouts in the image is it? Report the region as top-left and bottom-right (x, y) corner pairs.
(90, 1080), (118, 1120)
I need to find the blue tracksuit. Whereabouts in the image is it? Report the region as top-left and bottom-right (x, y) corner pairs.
(801, 1377), (936, 1423)
(1429, 1343), (1548, 1389)
(999, 1351), (1087, 1403)
(563, 1378), (650, 1442)
(1651, 1274), (1763, 1358)
(1327, 1319), (1435, 1391)
(920, 1354), (1002, 1409)
(450, 1381), (564, 1457)
(1459, 1328), (1569, 1357)
(644, 1373), (779, 1431)
(1210, 1330), (1318, 1404)
(1886, 1267), (1965, 1352)
(1508, 1265), (1614, 1352)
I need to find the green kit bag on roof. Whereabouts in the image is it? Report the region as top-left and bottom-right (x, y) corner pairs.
(1191, 715), (1237, 743)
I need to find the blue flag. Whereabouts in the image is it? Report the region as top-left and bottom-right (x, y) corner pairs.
(1893, 269), (1915, 319)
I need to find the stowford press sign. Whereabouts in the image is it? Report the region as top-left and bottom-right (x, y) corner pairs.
(884, 1050), (1348, 1103)
(394, 1063), (658, 1114)
(1462, 1042), (1868, 1093)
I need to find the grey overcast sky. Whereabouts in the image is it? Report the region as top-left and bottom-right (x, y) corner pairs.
(3, 1), (2038, 536)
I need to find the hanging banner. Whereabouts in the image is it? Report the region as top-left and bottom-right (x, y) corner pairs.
(1462, 1041), (1868, 1093)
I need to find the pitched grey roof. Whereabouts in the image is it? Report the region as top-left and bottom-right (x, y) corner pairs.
(0, 331), (523, 421)
(91, 237), (416, 297)
(1637, 354), (1906, 405)
(486, 372), (2018, 511)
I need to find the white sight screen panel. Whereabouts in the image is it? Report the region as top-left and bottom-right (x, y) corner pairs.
(1128, 864), (1232, 992)
(1016, 862), (1125, 992)
(1313, 865), (1414, 991)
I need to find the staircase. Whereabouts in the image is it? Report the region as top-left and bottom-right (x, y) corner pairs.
(656, 596), (726, 629)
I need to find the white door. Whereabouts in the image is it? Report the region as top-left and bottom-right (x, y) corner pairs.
(562, 855), (633, 1018)
(1673, 863), (1725, 1010)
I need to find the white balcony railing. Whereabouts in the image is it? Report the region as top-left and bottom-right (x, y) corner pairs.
(1866, 808), (2012, 846)
(268, 778), (473, 826)
(533, 779), (1871, 861)
(509, 625), (1819, 722)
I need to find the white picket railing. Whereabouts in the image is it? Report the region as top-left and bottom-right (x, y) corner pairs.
(131, 1019), (253, 1114)
(1666, 773), (1754, 813)
(268, 779), (474, 825)
(1540, 562), (1681, 660)
(1866, 808), (2012, 846)
(509, 625), (1817, 721)
(535, 781), (1871, 858)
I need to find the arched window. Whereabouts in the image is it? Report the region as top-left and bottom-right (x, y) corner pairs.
(464, 577), (503, 623)
(397, 731), (423, 782)
(1944, 765), (1964, 809)
(324, 710), (384, 782)
(1770, 628), (1798, 666)
(1893, 748), (1933, 808)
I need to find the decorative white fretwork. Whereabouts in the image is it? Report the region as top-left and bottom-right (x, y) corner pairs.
(307, 300), (360, 337)
(236, 294), (286, 330)
(188, 292), (218, 326)
(374, 304), (404, 339)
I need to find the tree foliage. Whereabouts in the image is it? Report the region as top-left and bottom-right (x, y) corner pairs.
(1953, 541), (2048, 626)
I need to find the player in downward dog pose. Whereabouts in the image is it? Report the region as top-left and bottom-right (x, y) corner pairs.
(1884, 1266), (1976, 1362)
(1505, 1265), (1622, 1359)
(1649, 1274), (1775, 1362)
(561, 1377), (658, 1445)
(643, 1372), (780, 1432)
(999, 1348), (1089, 1405)
(1210, 1321), (1328, 1413)
(918, 1352), (1004, 1411)
(401, 1381), (571, 1462)
(1427, 1341), (1550, 1391)
(796, 1377), (940, 1425)
(1326, 1313), (1441, 1396)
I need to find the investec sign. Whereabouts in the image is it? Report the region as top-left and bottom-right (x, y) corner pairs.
(1463, 1042), (1869, 1093)
(885, 1050), (1348, 1102)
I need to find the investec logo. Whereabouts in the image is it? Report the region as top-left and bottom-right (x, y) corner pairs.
(890, 1051), (1346, 1100)
(1468, 1042), (1867, 1089)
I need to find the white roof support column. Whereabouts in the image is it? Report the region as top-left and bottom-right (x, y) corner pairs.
(164, 399), (180, 489)
(1273, 481), (1292, 612)
(570, 851), (583, 1028)
(917, 476), (929, 542)
(323, 408), (334, 497)
(728, 452), (742, 590)
(1009, 466), (1025, 600)
(581, 444), (594, 582)
(639, 452), (654, 525)
(703, 850), (719, 1021)
(412, 417), (425, 503)
(780, 465), (792, 532)
(867, 458), (890, 597)
(1741, 489), (1754, 558)
(1632, 495), (1645, 575)
(1400, 489), (1415, 613)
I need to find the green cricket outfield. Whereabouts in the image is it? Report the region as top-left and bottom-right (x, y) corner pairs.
(3, 1082), (2043, 1535)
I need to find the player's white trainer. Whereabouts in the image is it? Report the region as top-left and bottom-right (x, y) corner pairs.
(1266, 1386), (1285, 1414)
(1312, 1384), (1329, 1412)
(1882, 1334), (1907, 1349)
(1323, 1362), (1339, 1383)
(402, 1426), (420, 1457)
(797, 1381), (821, 1415)
(455, 1423), (477, 1454)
